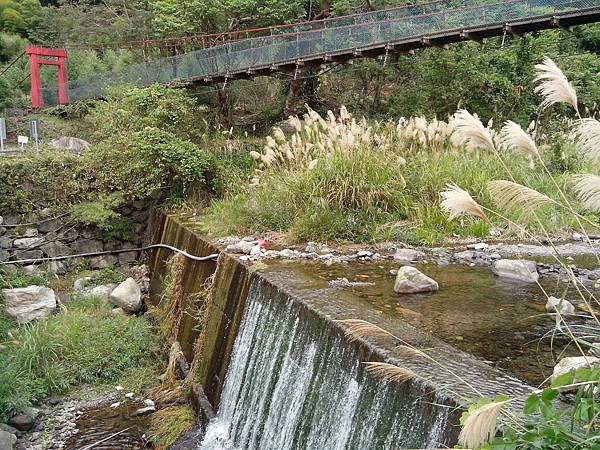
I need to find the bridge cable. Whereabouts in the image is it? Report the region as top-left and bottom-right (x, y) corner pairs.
(0, 51), (25, 78)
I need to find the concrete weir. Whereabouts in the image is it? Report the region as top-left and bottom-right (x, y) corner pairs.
(150, 215), (533, 449)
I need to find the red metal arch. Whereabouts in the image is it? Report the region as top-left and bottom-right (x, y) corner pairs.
(26, 46), (69, 109)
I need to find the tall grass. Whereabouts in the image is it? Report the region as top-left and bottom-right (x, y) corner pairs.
(0, 299), (160, 422)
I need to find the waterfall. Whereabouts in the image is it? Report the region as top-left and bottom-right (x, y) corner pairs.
(199, 278), (456, 450)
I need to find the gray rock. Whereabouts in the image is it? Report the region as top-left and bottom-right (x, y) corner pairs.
(394, 266), (439, 294)
(109, 278), (142, 313)
(75, 239), (103, 254)
(0, 226), (5, 236)
(0, 249), (9, 262)
(2, 286), (57, 324)
(49, 137), (91, 153)
(393, 248), (424, 263)
(0, 216), (3, 225)
(21, 228), (38, 238)
(467, 242), (489, 250)
(11, 249), (43, 262)
(47, 260), (69, 275)
(90, 255), (118, 269)
(545, 296), (575, 315)
(0, 236), (11, 249)
(73, 277), (93, 291)
(57, 229), (79, 242)
(38, 219), (63, 234)
(454, 250), (476, 260)
(588, 269), (600, 281)
(12, 237), (44, 249)
(41, 241), (72, 258)
(133, 406), (156, 416)
(0, 424), (18, 437)
(117, 244), (138, 265)
(329, 277), (375, 288)
(492, 259), (539, 283)
(551, 356), (599, 383)
(0, 430), (16, 449)
(79, 284), (118, 303)
(110, 307), (126, 316)
(9, 414), (35, 431)
(225, 241), (255, 254)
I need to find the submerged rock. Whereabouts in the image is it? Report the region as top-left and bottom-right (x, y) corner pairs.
(545, 296), (575, 315)
(492, 259), (539, 283)
(393, 266), (439, 294)
(329, 277), (375, 288)
(109, 278), (142, 313)
(2, 286), (57, 324)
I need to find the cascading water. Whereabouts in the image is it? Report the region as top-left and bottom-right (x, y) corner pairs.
(199, 278), (456, 450)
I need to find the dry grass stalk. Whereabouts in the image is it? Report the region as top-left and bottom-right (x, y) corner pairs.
(395, 344), (427, 359)
(574, 119), (600, 159)
(440, 184), (487, 221)
(500, 121), (540, 159)
(337, 319), (396, 343)
(452, 110), (496, 153)
(573, 174), (600, 212)
(488, 180), (555, 218)
(534, 56), (579, 114)
(159, 254), (186, 340)
(363, 362), (415, 383)
(458, 400), (509, 449)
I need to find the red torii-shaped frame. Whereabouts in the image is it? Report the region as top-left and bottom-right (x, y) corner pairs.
(26, 46), (69, 109)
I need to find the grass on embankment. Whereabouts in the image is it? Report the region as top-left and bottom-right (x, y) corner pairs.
(203, 146), (590, 245)
(0, 296), (160, 423)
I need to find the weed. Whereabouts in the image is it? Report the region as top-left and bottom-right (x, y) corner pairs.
(0, 298), (160, 422)
(148, 405), (195, 450)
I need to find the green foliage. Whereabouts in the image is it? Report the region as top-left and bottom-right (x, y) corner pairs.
(149, 405), (195, 450)
(0, 299), (160, 422)
(71, 195), (136, 241)
(480, 368), (600, 450)
(205, 144), (581, 244)
(89, 127), (220, 203)
(0, 267), (49, 289)
(89, 85), (204, 142)
(0, 0), (41, 36)
(149, 0), (305, 36)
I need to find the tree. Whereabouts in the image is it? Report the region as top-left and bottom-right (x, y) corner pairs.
(0, 0), (42, 37)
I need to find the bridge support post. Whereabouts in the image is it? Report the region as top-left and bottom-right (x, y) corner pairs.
(26, 46), (69, 109)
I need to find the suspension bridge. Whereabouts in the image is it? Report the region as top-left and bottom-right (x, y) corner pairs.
(21, 0), (600, 107)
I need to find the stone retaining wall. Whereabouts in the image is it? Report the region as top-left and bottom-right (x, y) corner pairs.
(0, 206), (155, 274)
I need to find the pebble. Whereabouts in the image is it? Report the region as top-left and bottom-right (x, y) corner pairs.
(125, 393), (135, 399)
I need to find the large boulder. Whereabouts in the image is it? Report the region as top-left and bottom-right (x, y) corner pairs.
(109, 278), (142, 313)
(2, 286), (57, 324)
(49, 137), (91, 153)
(0, 429), (17, 449)
(394, 266), (439, 294)
(545, 296), (575, 315)
(492, 259), (539, 283)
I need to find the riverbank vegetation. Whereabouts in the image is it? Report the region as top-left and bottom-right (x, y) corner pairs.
(0, 287), (160, 422)
(339, 59), (600, 449)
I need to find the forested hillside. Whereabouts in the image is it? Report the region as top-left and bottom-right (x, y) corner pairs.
(1, 0), (600, 126)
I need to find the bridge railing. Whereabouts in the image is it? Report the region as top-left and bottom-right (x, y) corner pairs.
(41, 0), (600, 106)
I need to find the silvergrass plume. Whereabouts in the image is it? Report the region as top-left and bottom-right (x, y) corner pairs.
(500, 120), (540, 159)
(337, 319), (395, 343)
(440, 184), (487, 221)
(573, 174), (600, 212)
(452, 110), (496, 153)
(574, 118), (600, 159)
(533, 56), (579, 114)
(458, 400), (509, 449)
(487, 180), (554, 217)
(363, 362), (415, 383)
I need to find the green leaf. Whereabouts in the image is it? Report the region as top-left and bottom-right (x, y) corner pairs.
(524, 394), (541, 414)
(551, 372), (575, 388)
